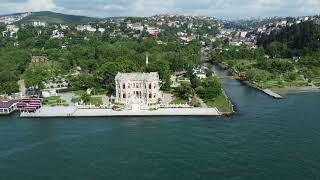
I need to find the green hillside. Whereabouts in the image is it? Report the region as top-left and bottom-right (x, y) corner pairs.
(17, 11), (99, 24)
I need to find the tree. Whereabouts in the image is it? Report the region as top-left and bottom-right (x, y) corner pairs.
(176, 82), (194, 100)
(96, 61), (138, 93)
(81, 93), (91, 104)
(146, 60), (172, 90)
(24, 64), (48, 88)
(196, 77), (223, 99)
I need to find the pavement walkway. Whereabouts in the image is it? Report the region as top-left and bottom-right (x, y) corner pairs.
(20, 106), (221, 117)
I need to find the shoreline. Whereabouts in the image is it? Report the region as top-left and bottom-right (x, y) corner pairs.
(215, 63), (319, 97)
(271, 86), (320, 94)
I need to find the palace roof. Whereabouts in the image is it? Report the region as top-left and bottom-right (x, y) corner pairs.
(115, 72), (159, 81)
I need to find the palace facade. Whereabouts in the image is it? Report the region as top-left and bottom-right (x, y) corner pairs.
(115, 72), (162, 109)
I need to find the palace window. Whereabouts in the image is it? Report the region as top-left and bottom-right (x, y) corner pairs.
(149, 93), (152, 98)
(149, 83), (152, 89)
(123, 84), (126, 89)
(123, 93), (126, 98)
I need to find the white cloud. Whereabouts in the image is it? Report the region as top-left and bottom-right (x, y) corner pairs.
(0, 0), (56, 14)
(298, 0), (320, 14)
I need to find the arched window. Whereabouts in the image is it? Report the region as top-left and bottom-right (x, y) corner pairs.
(149, 83), (152, 89)
(123, 84), (126, 89)
(123, 93), (126, 98)
(149, 93), (152, 98)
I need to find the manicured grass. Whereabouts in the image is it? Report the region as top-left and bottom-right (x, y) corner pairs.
(170, 97), (188, 104)
(43, 96), (67, 106)
(256, 80), (309, 89)
(89, 96), (103, 106)
(256, 80), (283, 89)
(71, 96), (103, 106)
(72, 90), (86, 96)
(71, 89), (107, 96)
(205, 94), (232, 113)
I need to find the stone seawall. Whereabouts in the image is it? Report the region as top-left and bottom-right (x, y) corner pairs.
(20, 106), (221, 118)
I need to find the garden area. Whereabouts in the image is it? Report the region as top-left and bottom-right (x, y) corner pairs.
(71, 94), (103, 106)
(43, 96), (68, 106)
(220, 58), (313, 89)
(205, 94), (233, 113)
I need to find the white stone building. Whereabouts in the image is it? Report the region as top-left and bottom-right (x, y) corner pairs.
(51, 29), (64, 38)
(32, 21), (46, 27)
(115, 72), (163, 109)
(76, 25), (96, 32)
(2, 25), (19, 38)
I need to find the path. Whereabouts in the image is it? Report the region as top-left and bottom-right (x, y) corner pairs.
(195, 95), (208, 108)
(17, 80), (25, 96)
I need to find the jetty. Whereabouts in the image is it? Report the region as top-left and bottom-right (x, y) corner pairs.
(262, 89), (283, 99)
(20, 106), (221, 118)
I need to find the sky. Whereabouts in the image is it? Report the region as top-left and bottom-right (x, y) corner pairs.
(0, 0), (320, 19)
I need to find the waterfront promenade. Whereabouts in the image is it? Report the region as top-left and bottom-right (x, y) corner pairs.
(20, 106), (221, 117)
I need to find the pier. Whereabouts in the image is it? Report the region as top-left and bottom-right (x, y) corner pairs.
(262, 89), (283, 99)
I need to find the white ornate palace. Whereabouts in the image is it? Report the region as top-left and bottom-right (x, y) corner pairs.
(115, 72), (163, 110)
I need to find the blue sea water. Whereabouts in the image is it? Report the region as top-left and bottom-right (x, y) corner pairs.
(0, 67), (319, 180)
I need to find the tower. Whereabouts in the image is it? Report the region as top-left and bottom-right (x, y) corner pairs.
(146, 53), (149, 65)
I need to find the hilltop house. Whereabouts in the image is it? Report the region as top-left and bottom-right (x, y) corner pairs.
(31, 21), (46, 27)
(51, 29), (64, 38)
(76, 25), (96, 32)
(127, 23), (144, 32)
(115, 72), (163, 110)
(146, 27), (161, 36)
(2, 25), (19, 38)
(31, 56), (48, 63)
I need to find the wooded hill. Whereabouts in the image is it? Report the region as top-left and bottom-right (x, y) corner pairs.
(17, 11), (99, 25)
(257, 21), (320, 58)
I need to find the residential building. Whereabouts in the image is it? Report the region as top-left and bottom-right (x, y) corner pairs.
(31, 56), (48, 63)
(146, 27), (161, 36)
(32, 21), (46, 27)
(127, 23), (144, 32)
(76, 25), (96, 32)
(98, 28), (106, 33)
(51, 29), (64, 38)
(2, 25), (19, 38)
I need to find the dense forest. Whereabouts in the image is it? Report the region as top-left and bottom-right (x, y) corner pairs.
(257, 21), (320, 60)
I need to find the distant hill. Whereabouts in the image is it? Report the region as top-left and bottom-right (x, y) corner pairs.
(17, 11), (99, 24)
(257, 21), (320, 57)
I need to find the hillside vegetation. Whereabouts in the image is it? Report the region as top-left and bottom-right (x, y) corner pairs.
(211, 21), (320, 89)
(17, 11), (98, 24)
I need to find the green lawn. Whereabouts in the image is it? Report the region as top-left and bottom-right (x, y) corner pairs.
(43, 96), (68, 106)
(170, 97), (188, 104)
(205, 94), (232, 113)
(256, 80), (309, 89)
(89, 96), (103, 106)
(71, 96), (103, 106)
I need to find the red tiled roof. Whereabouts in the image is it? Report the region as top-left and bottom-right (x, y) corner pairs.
(0, 100), (17, 109)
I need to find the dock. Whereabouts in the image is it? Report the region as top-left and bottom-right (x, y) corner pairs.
(262, 89), (283, 99)
(20, 106), (221, 118)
